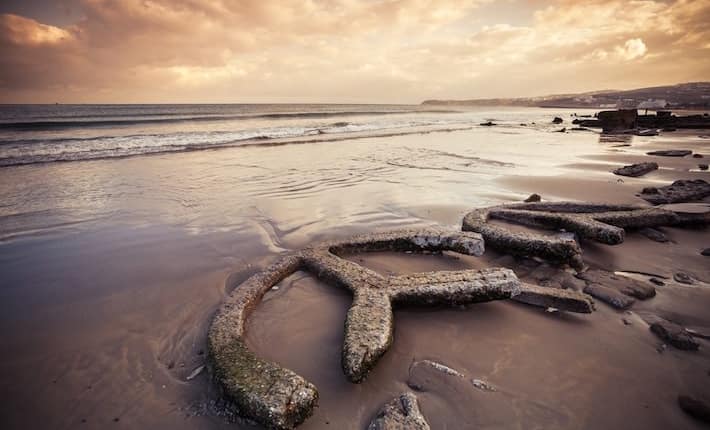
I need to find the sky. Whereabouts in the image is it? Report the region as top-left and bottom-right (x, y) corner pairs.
(0, 0), (709, 104)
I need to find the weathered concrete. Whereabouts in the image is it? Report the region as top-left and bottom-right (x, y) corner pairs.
(368, 393), (430, 430)
(612, 162), (658, 177)
(578, 269), (656, 300)
(462, 202), (682, 269)
(640, 179), (710, 204)
(208, 228), (591, 428)
(513, 283), (594, 313)
(582, 284), (636, 310)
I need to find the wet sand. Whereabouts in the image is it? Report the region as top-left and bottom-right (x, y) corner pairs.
(1, 121), (709, 429)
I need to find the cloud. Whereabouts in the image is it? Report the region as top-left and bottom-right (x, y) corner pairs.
(0, 0), (708, 102)
(616, 38), (647, 60)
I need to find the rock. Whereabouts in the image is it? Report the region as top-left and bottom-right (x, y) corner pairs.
(649, 277), (665, 286)
(674, 272), (694, 285)
(693, 153), (704, 158)
(646, 149), (692, 157)
(639, 179), (710, 204)
(678, 396), (710, 423)
(612, 162), (658, 177)
(471, 379), (497, 391)
(702, 248), (710, 256)
(368, 393), (430, 430)
(582, 283), (635, 310)
(622, 317), (632, 325)
(649, 320), (699, 350)
(661, 127), (677, 132)
(552, 117), (563, 124)
(480, 121), (496, 126)
(638, 227), (668, 243)
(699, 164), (708, 170)
(407, 360), (464, 391)
(578, 269), (656, 300)
(524, 193), (542, 203)
(555, 127), (566, 132)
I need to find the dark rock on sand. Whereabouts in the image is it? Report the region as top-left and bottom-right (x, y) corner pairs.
(524, 193), (541, 203)
(646, 150), (692, 157)
(638, 227), (669, 243)
(407, 360), (464, 391)
(368, 393), (430, 430)
(650, 320), (699, 350)
(552, 116), (563, 124)
(612, 162), (658, 177)
(640, 179), (710, 204)
(578, 269), (656, 300)
(480, 121), (496, 126)
(678, 396), (710, 424)
(582, 283), (635, 309)
(649, 277), (666, 286)
(699, 164), (708, 171)
(701, 248), (710, 256)
(555, 127), (566, 132)
(471, 379), (497, 391)
(693, 153), (704, 158)
(674, 271), (694, 285)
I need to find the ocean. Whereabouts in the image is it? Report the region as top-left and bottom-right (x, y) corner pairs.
(1, 103), (593, 167)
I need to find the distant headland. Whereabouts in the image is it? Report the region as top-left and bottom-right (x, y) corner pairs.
(422, 82), (710, 110)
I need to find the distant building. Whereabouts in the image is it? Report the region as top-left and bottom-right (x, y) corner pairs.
(638, 99), (667, 109)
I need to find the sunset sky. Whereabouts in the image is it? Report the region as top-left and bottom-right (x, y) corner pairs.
(1, 0), (709, 104)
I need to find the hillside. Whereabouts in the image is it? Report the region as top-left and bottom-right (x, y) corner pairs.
(422, 82), (710, 109)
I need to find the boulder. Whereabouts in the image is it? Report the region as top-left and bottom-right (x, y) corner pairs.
(368, 393), (430, 430)
(699, 164), (708, 171)
(552, 117), (563, 124)
(582, 284), (635, 310)
(612, 162), (658, 177)
(639, 179), (710, 204)
(701, 248), (710, 256)
(480, 121), (496, 126)
(649, 320), (699, 350)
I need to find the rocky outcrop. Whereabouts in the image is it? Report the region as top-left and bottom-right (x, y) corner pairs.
(462, 202), (683, 269)
(368, 393), (430, 430)
(640, 179), (710, 204)
(612, 162), (658, 177)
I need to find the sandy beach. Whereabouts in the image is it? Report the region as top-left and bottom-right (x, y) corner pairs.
(1, 108), (709, 429)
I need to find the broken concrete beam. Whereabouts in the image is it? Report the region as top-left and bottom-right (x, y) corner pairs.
(513, 283), (594, 313)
